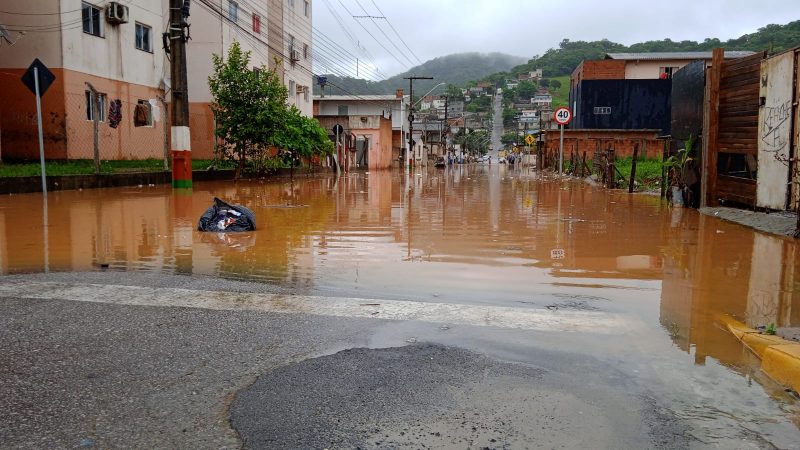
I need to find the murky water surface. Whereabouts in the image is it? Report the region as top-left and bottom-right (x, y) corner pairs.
(2, 165), (800, 444)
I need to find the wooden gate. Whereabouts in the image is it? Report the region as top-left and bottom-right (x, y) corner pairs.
(706, 49), (766, 206)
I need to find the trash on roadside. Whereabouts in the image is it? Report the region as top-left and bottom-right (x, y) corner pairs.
(197, 197), (256, 232)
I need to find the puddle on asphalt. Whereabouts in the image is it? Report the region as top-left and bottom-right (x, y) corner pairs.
(1, 165), (800, 439)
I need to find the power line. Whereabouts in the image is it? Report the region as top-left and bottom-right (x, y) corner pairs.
(352, 0), (415, 67)
(368, 0), (423, 65)
(335, 0), (410, 71)
(320, 0), (387, 80)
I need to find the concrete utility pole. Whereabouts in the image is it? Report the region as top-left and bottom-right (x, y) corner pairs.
(169, 0), (192, 188)
(443, 95), (448, 157)
(404, 76), (433, 170)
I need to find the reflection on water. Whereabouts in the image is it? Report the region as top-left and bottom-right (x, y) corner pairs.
(1, 166), (799, 377)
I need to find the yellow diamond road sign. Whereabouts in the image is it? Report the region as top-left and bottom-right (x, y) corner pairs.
(525, 135), (535, 145)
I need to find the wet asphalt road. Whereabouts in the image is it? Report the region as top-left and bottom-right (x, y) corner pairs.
(0, 272), (790, 449)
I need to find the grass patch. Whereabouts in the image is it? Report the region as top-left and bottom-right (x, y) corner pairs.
(549, 75), (570, 108)
(0, 159), (228, 177)
(615, 157), (664, 190)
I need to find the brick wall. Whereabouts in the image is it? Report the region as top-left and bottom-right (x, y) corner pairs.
(572, 60), (626, 85)
(544, 129), (665, 160)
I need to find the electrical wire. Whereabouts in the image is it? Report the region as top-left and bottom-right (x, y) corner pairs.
(352, 0), (415, 67)
(368, 0), (422, 65)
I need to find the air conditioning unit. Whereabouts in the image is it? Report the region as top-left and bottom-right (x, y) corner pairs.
(290, 49), (300, 62)
(105, 2), (129, 24)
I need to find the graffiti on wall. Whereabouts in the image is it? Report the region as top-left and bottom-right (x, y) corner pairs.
(761, 99), (792, 152)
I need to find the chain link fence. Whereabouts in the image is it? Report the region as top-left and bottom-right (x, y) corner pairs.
(64, 91), (170, 172)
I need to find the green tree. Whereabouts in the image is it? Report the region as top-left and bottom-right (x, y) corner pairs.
(539, 79), (550, 88)
(501, 131), (519, 145)
(209, 42), (288, 178)
(273, 106), (335, 167)
(502, 107), (517, 127)
(517, 80), (538, 99)
(550, 79), (562, 90)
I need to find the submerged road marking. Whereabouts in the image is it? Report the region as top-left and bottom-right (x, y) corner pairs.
(0, 281), (642, 334)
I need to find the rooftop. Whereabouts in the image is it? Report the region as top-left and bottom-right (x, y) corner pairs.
(313, 95), (404, 101)
(605, 51), (755, 60)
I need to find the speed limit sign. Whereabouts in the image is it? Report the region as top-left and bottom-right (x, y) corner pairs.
(554, 107), (572, 125)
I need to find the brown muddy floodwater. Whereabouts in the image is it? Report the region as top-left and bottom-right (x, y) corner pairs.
(1, 164), (800, 442)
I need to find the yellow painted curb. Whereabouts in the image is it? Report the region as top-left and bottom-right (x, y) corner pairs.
(741, 333), (791, 358)
(717, 315), (800, 393)
(762, 345), (800, 394)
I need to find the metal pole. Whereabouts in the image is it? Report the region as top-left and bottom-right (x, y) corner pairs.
(85, 82), (100, 173)
(34, 67), (47, 194)
(558, 124), (564, 175)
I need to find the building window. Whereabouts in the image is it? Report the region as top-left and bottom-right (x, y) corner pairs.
(252, 13), (260, 33)
(304, 0), (309, 17)
(303, 43), (309, 59)
(593, 106), (611, 115)
(304, 86), (309, 102)
(337, 105), (348, 116)
(135, 23), (152, 52)
(228, 0), (238, 22)
(135, 100), (154, 127)
(288, 0), (295, 8)
(289, 80), (296, 98)
(82, 2), (102, 37)
(659, 66), (678, 79)
(85, 91), (107, 121)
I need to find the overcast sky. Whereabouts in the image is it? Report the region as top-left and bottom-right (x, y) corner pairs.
(312, 0), (800, 79)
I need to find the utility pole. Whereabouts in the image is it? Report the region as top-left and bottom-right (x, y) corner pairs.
(169, 0), (192, 188)
(404, 76), (433, 170)
(443, 95), (448, 159)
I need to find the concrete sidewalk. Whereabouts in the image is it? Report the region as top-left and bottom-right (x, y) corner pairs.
(700, 206), (798, 237)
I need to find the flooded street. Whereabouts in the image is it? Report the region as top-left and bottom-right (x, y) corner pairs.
(2, 165), (800, 447)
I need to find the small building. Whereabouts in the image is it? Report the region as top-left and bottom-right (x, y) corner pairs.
(605, 51), (754, 79)
(313, 94), (407, 170)
(531, 93), (553, 108)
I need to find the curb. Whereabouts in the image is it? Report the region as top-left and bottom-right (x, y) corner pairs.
(719, 315), (800, 393)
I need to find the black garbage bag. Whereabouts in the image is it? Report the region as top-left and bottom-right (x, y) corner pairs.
(198, 197), (256, 232)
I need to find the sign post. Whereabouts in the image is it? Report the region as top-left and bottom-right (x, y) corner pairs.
(21, 58), (55, 194)
(553, 107), (573, 175)
(21, 58), (56, 274)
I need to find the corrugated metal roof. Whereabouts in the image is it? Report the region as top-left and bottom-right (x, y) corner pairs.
(605, 51), (755, 60)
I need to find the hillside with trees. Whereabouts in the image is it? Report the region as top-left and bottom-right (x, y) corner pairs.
(505, 19), (800, 79)
(314, 52), (525, 96)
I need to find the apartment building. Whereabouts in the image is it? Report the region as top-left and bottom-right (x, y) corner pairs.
(0, 0), (313, 161)
(0, 0), (167, 161)
(282, 0), (313, 117)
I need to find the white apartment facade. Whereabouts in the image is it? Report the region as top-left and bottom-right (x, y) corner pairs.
(0, 0), (313, 161)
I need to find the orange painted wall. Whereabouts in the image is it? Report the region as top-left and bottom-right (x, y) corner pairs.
(188, 102), (216, 160)
(61, 70), (165, 160)
(0, 69), (68, 160)
(0, 69), (166, 161)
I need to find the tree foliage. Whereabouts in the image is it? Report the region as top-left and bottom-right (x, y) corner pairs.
(484, 19), (800, 80)
(209, 42), (332, 177)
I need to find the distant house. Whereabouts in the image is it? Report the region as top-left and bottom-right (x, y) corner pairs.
(567, 51), (752, 133)
(518, 69), (543, 81)
(531, 93), (552, 108)
(506, 80), (519, 89)
(313, 94), (408, 170)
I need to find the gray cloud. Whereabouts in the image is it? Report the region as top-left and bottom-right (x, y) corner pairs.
(313, 0), (799, 78)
